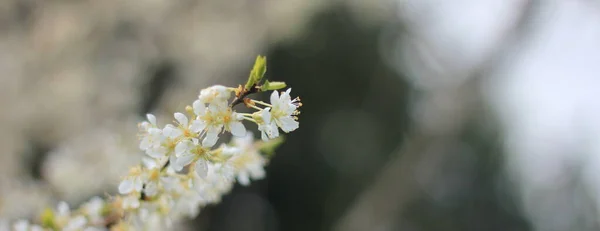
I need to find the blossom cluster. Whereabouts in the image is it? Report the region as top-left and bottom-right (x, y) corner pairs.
(2, 57), (302, 231)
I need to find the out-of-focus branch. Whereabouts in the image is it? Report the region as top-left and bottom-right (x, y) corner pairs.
(333, 0), (541, 230)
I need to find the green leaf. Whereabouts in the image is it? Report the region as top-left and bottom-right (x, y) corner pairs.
(260, 80), (287, 91)
(245, 55), (267, 90)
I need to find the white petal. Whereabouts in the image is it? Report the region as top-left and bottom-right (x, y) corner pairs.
(63, 216), (87, 231)
(262, 108), (272, 122)
(139, 121), (150, 130)
(163, 125), (183, 138)
(195, 160), (208, 178)
(233, 131), (254, 147)
(144, 182), (158, 197)
(270, 122), (280, 138)
(193, 100), (205, 116)
(147, 114), (157, 125)
(174, 154), (195, 171)
(134, 177), (144, 192)
(190, 120), (206, 133)
(284, 104), (297, 115)
(162, 125), (175, 136)
(146, 146), (166, 158)
(139, 137), (151, 150)
(174, 113), (188, 127)
(261, 130), (269, 141)
(169, 154), (178, 171)
(250, 167), (266, 180)
(277, 117), (299, 132)
(148, 127), (162, 136)
(281, 88), (292, 101)
(237, 172), (250, 186)
(175, 140), (190, 157)
(202, 126), (221, 147)
(57, 201), (70, 216)
(142, 157), (158, 169)
(229, 121), (246, 137)
(222, 145), (240, 157)
(118, 179), (134, 194)
(270, 90), (279, 105)
(123, 196), (140, 209)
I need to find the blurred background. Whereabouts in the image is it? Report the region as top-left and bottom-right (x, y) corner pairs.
(2, 0), (600, 230)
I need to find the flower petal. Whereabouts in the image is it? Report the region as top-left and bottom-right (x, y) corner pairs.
(123, 196), (140, 209)
(228, 121), (246, 137)
(169, 154), (178, 171)
(174, 112), (188, 127)
(175, 140), (190, 157)
(277, 117), (299, 133)
(63, 216), (87, 231)
(270, 122), (280, 138)
(163, 125), (183, 138)
(222, 145), (240, 157)
(134, 176), (144, 192)
(146, 114), (157, 125)
(118, 179), (134, 194)
(142, 157), (158, 169)
(202, 126), (221, 147)
(146, 146), (167, 158)
(174, 153), (195, 171)
(261, 130), (269, 141)
(195, 159), (208, 178)
(144, 182), (158, 197)
(139, 137), (151, 150)
(262, 108), (271, 122)
(190, 120), (206, 133)
(237, 172), (250, 186)
(193, 100), (205, 116)
(270, 90), (279, 105)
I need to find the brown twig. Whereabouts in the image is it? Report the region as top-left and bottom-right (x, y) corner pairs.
(230, 85), (260, 108)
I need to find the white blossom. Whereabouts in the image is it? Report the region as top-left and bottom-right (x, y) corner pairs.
(172, 138), (212, 177)
(139, 127), (167, 158)
(198, 85), (231, 106)
(122, 194), (141, 210)
(172, 190), (205, 218)
(63, 215), (87, 231)
(230, 133), (267, 186)
(257, 108), (279, 141)
(192, 163), (235, 204)
(81, 197), (105, 224)
(270, 89), (300, 132)
(4, 80), (301, 231)
(198, 104), (246, 147)
(118, 167), (145, 194)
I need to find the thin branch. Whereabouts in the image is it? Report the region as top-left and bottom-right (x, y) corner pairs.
(230, 85), (260, 108)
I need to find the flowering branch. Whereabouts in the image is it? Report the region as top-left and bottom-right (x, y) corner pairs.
(4, 55), (301, 231)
